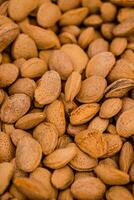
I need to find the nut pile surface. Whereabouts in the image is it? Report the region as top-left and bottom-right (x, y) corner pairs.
(0, 0), (134, 199)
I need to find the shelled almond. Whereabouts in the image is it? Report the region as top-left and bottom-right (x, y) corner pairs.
(0, 0), (134, 199)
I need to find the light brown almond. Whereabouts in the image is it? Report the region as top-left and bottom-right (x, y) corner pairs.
(65, 71), (81, 102)
(13, 177), (51, 200)
(43, 143), (77, 169)
(60, 7), (89, 26)
(70, 103), (100, 125)
(106, 186), (134, 200)
(20, 58), (47, 79)
(77, 75), (107, 103)
(69, 145), (98, 171)
(110, 37), (127, 56)
(84, 14), (103, 27)
(1, 94), (31, 123)
(33, 122), (58, 155)
(100, 2), (117, 22)
(99, 98), (122, 118)
(82, 0), (102, 13)
(35, 70), (61, 105)
(108, 59), (134, 83)
(78, 27), (95, 49)
(15, 112), (46, 130)
(58, 0), (81, 11)
(116, 108), (134, 137)
(71, 176), (106, 200)
(61, 43), (88, 73)
(88, 116), (109, 133)
(119, 142), (134, 173)
(0, 162), (14, 195)
(0, 63), (19, 88)
(8, 78), (36, 98)
(8, 0), (39, 21)
(30, 167), (57, 199)
(16, 136), (42, 172)
(103, 134), (123, 157)
(48, 49), (73, 80)
(0, 132), (15, 162)
(10, 129), (31, 146)
(46, 100), (66, 136)
(75, 129), (107, 158)
(12, 33), (38, 59)
(51, 165), (74, 189)
(88, 38), (109, 58)
(37, 2), (61, 28)
(86, 52), (115, 78)
(67, 123), (88, 137)
(58, 189), (73, 200)
(94, 163), (130, 185)
(57, 135), (72, 149)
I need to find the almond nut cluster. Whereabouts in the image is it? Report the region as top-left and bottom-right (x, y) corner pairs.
(0, 0), (134, 200)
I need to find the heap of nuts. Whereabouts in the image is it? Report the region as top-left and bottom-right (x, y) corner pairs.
(0, 0), (134, 199)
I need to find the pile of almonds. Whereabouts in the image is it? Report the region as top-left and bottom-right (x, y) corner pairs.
(0, 0), (134, 199)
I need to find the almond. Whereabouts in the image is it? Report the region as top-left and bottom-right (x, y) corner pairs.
(16, 136), (42, 172)
(1, 94), (31, 123)
(43, 143), (77, 169)
(35, 70), (61, 105)
(75, 129), (107, 158)
(77, 76), (107, 103)
(86, 52), (115, 78)
(70, 103), (100, 125)
(33, 122), (58, 155)
(46, 100), (66, 136)
(51, 165), (74, 189)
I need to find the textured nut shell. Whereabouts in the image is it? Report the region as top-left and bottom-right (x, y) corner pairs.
(88, 38), (109, 58)
(43, 143), (77, 169)
(0, 162), (14, 195)
(46, 100), (66, 136)
(77, 76), (107, 103)
(0, 63), (18, 87)
(70, 103), (100, 125)
(1, 94), (31, 123)
(0, 132), (14, 163)
(15, 112), (46, 130)
(75, 130), (107, 158)
(108, 59), (134, 82)
(19, 21), (60, 50)
(103, 134), (123, 157)
(88, 116), (109, 133)
(12, 34), (38, 59)
(48, 50), (73, 80)
(60, 7), (89, 26)
(35, 70), (61, 105)
(65, 71), (81, 102)
(20, 58), (47, 78)
(14, 177), (51, 200)
(94, 164), (130, 185)
(71, 176), (106, 200)
(16, 136), (42, 172)
(61, 44), (88, 73)
(10, 129), (31, 146)
(37, 2), (61, 28)
(58, 0), (80, 11)
(69, 145), (98, 171)
(30, 167), (57, 199)
(67, 123), (88, 137)
(8, 78), (36, 98)
(99, 98), (122, 118)
(0, 16), (19, 52)
(110, 37), (127, 56)
(116, 108), (134, 137)
(86, 52), (115, 78)
(119, 142), (134, 173)
(78, 27), (95, 49)
(33, 122), (58, 155)
(51, 166), (74, 189)
(8, 0), (39, 21)
(106, 186), (134, 200)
